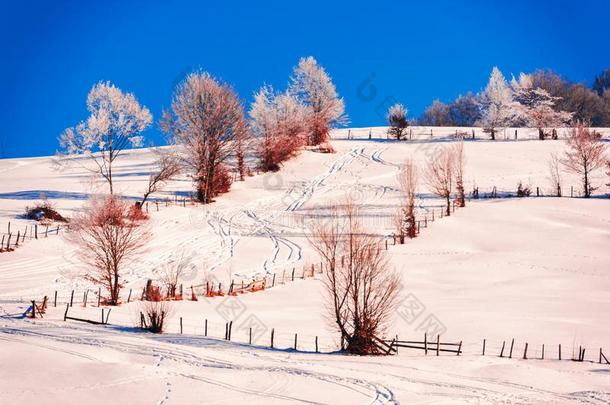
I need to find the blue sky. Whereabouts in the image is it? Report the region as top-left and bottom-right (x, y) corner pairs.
(1, 0), (609, 158)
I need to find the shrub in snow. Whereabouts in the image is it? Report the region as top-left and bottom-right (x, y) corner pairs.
(516, 182), (531, 197)
(141, 301), (171, 333)
(57, 81), (152, 194)
(24, 201), (67, 222)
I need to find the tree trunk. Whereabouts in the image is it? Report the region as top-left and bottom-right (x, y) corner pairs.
(445, 195), (451, 216)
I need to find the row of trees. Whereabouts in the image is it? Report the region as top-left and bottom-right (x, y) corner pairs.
(57, 56), (345, 309)
(417, 68), (610, 139)
(59, 56), (346, 203)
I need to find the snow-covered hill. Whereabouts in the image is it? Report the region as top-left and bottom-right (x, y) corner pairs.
(1, 128), (609, 404)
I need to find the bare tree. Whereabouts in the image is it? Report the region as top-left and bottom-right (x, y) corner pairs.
(561, 124), (607, 198)
(548, 152), (563, 197)
(58, 81), (152, 194)
(159, 254), (189, 298)
(141, 151), (181, 205)
(395, 159), (418, 243)
(161, 72), (249, 204)
(425, 147), (454, 216)
(452, 141), (466, 207)
(308, 200), (400, 355)
(68, 196), (150, 305)
(387, 103), (409, 140)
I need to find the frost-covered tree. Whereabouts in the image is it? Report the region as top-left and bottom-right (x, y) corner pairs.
(561, 124), (607, 198)
(448, 92), (481, 126)
(288, 56), (347, 145)
(250, 85), (307, 171)
(161, 72), (248, 204)
(477, 67), (519, 140)
(512, 73), (572, 139)
(386, 103), (409, 140)
(58, 81), (152, 194)
(419, 99), (451, 126)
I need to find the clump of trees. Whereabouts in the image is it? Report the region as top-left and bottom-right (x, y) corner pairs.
(68, 196), (150, 305)
(512, 73), (572, 139)
(386, 103), (409, 140)
(57, 81), (152, 194)
(161, 72), (249, 203)
(308, 200), (400, 355)
(418, 67), (610, 134)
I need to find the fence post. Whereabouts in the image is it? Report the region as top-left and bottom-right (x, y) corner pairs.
(15, 230), (20, 247)
(249, 328), (252, 344)
(559, 344), (562, 360)
(482, 339), (486, 355)
(35, 224), (38, 239)
(180, 317), (183, 334)
(127, 289), (132, 303)
(294, 333), (298, 350)
(101, 308), (105, 324)
(204, 319), (208, 336)
(63, 303), (69, 321)
(270, 328), (274, 348)
(500, 341), (505, 357)
(30, 300), (36, 318)
(70, 290), (74, 307)
(98, 287), (101, 307)
(228, 321), (233, 340)
(509, 338), (514, 358)
(542, 344), (545, 360)
(436, 334), (440, 356)
(272, 274), (276, 287)
(457, 341), (462, 356)
(424, 333), (428, 355)
(54, 291), (57, 307)
(315, 336), (319, 353)
(523, 342), (528, 359)
(291, 268), (295, 281)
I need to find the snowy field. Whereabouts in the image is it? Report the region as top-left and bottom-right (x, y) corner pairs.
(1, 127), (610, 404)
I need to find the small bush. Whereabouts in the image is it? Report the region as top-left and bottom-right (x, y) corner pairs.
(128, 203), (149, 221)
(517, 182), (531, 197)
(141, 301), (171, 333)
(24, 201), (67, 222)
(212, 164), (233, 196)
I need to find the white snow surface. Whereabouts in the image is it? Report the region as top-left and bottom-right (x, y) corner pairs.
(1, 127), (609, 404)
